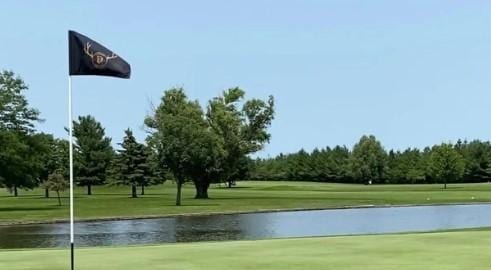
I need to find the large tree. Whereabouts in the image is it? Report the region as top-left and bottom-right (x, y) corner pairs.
(0, 71), (44, 196)
(207, 87), (274, 187)
(145, 88), (224, 205)
(0, 70), (40, 133)
(0, 132), (38, 195)
(72, 115), (113, 195)
(349, 135), (387, 184)
(429, 143), (465, 189)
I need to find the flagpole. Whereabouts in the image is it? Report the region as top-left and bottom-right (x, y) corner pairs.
(68, 75), (75, 270)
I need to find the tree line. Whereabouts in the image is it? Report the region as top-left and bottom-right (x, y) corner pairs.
(250, 135), (490, 188)
(0, 70), (275, 205)
(2, 69), (489, 207)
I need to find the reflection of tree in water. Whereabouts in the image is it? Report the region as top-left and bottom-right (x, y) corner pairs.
(174, 215), (245, 242)
(0, 223), (68, 249)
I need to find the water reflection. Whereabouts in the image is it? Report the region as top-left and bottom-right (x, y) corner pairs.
(1, 204), (490, 249)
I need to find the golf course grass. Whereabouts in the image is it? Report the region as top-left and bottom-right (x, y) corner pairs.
(2, 181), (491, 225)
(1, 229), (490, 270)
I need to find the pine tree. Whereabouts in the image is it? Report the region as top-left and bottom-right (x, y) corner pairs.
(114, 129), (151, 198)
(72, 115), (113, 195)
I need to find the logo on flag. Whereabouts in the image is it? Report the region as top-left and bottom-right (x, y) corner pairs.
(83, 42), (118, 69)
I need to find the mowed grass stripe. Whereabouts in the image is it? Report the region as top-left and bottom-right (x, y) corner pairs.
(1, 230), (491, 270)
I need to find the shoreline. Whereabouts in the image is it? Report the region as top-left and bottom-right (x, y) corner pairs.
(1, 201), (490, 227)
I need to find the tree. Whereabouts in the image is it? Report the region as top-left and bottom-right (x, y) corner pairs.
(45, 172), (69, 206)
(33, 135), (69, 198)
(386, 148), (426, 184)
(349, 135), (387, 184)
(112, 129), (152, 198)
(429, 143), (465, 189)
(145, 88), (224, 204)
(72, 115), (113, 195)
(207, 87), (275, 187)
(287, 149), (313, 181)
(455, 140), (491, 182)
(146, 149), (168, 191)
(0, 71), (44, 196)
(0, 70), (41, 133)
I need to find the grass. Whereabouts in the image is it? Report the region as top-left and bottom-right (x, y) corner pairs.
(1, 230), (491, 269)
(1, 181), (491, 225)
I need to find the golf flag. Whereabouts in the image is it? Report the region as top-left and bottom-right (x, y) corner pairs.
(68, 30), (131, 78)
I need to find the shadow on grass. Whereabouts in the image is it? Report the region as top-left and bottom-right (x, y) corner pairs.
(442, 186), (465, 190)
(214, 186), (253, 190)
(0, 194), (45, 199)
(0, 206), (60, 212)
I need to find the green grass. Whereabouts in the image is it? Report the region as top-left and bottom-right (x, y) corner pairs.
(1, 181), (491, 224)
(1, 230), (491, 269)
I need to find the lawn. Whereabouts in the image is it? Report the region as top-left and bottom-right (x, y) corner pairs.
(1, 230), (491, 270)
(1, 181), (491, 225)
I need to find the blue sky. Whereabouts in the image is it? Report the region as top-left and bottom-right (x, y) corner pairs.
(1, 1), (491, 156)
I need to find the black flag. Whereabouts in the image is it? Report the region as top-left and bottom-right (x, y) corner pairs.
(69, 30), (131, 79)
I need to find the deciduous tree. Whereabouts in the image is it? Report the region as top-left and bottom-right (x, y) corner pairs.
(429, 143), (465, 189)
(349, 135), (387, 184)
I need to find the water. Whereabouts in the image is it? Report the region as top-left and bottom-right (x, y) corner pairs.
(1, 204), (490, 249)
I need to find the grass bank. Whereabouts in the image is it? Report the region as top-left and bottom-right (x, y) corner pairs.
(1, 181), (491, 225)
(1, 230), (491, 269)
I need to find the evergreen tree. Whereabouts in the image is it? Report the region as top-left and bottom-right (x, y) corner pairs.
(113, 129), (152, 198)
(72, 115), (113, 195)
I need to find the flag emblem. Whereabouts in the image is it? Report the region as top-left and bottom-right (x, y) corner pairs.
(83, 42), (118, 68)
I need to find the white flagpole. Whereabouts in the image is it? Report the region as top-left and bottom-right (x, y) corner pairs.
(68, 75), (75, 270)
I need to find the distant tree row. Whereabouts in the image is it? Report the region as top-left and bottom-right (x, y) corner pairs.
(250, 135), (489, 187)
(0, 70), (275, 206)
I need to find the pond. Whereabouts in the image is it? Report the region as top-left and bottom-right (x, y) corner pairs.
(1, 203), (491, 249)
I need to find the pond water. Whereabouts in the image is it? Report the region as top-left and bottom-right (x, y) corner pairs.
(1, 204), (491, 249)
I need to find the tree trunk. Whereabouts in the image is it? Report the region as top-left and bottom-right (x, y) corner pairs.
(176, 181), (183, 206)
(13, 185), (18, 197)
(87, 184), (92, 195)
(131, 184), (137, 198)
(194, 181), (209, 199)
(227, 181), (233, 188)
(444, 182), (447, 189)
(45, 188), (50, 198)
(56, 191), (61, 206)
(141, 185), (145, 196)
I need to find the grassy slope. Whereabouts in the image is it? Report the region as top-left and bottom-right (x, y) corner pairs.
(1, 181), (491, 224)
(1, 230), (491, 270)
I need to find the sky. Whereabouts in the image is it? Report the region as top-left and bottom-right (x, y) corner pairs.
(1, 1), (491, 157)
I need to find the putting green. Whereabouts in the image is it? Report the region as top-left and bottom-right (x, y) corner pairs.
(1, 230), (491, 270)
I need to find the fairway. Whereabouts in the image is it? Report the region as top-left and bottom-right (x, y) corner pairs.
(1, 181), (491, 225)
(1, 230), (490, 270)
